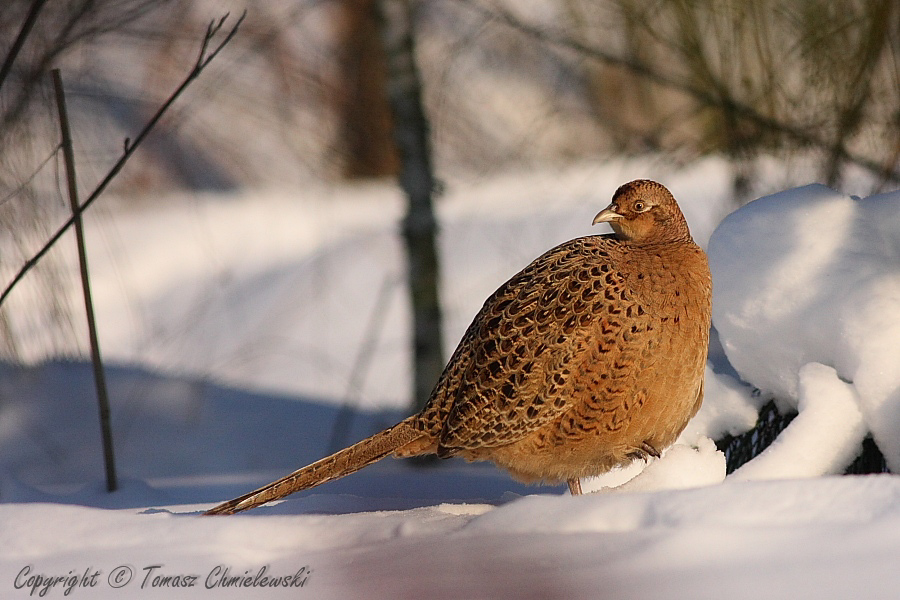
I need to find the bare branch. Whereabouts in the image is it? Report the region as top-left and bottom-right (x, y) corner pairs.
(0, 143), (61, 209)
(52, 67), (118, 494)
(0, 0), (48, 93)
(0, 11), (247, 309)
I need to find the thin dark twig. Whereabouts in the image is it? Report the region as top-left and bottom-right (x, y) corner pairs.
(0, 143), (62, 208)
(0, 0), (48, 93)
(0, 11), (246, 308)
(53, 68), (118, 493)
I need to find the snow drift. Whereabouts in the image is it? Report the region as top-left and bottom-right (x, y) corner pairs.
(710, 184), (900, 475)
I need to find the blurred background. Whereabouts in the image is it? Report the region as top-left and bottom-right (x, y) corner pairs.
(0, 0), (897, 415)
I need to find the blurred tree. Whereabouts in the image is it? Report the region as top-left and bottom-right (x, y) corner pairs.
(336, 0), (399, 178)
(459, 0), (899, 201)
(379, 0), (445, 413)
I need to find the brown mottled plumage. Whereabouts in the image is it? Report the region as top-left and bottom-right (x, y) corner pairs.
(205, 179), (711, 514)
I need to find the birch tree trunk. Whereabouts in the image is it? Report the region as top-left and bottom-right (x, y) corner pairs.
(378, 0), (445, 412)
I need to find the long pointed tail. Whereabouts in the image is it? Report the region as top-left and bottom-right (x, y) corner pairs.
(204, 418), (423, 515)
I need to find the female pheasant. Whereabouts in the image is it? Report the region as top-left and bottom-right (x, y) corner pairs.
(205, 179), (711, 514)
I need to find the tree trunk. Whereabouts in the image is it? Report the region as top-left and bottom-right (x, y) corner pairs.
(337, 0), (399, 178)
(377, 0), (445, 412)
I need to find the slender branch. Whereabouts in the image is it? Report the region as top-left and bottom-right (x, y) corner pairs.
(0, 143), (61, 209)
(0, 0), (48, 93)
(0, 11), (246, 308)
(53, 68), (118, 493)
(457, 0), (899, 184)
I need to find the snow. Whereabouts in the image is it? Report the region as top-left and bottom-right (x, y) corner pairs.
(5, 478), (900, 599)
(729, 363), (866, 481)
(679, 365), (767, 442)
(582, 436), (727, 494)
(2, 166), (900, 598)
(710, 184), (900, 473)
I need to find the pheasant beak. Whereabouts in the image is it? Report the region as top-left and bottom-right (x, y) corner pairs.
(592, 204), (623, 226)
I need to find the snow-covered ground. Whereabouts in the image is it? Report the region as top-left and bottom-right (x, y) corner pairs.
(2, 160), (899, 599)
(5, 476), (900, 599)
